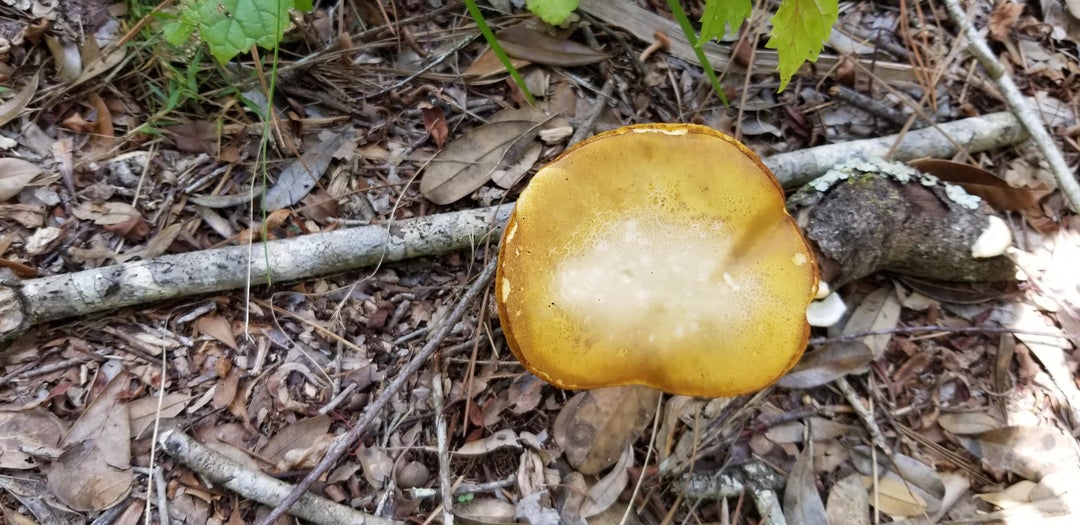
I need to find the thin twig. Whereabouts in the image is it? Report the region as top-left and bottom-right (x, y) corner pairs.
(943, 0), (1080, 211)
(433, 373), (454, 524)
(255, 259), (498, 525)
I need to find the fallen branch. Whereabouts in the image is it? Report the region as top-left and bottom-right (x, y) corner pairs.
(0, 111), (1028, 342)
(158, 429), (400, 525)
(942, 0), (1080, 212)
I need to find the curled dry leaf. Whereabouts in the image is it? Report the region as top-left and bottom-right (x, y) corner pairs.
(775, 341), (874, 389)
(909, 158), (1051, 211)
(260, 415), (332, 466)
(421, 104), (449, 148)
(553, 385), (661, 476)
(496, 26), (611, 67)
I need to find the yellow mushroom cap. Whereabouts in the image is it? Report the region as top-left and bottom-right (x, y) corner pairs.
(496, 124), (818, 397)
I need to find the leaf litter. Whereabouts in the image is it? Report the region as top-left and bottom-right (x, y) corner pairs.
(1, 0), (1080, 523)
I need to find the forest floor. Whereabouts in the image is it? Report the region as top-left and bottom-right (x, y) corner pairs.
(1, 0), (1079, 524)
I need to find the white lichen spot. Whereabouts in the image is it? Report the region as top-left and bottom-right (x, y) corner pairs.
(945, 184), (982, 209)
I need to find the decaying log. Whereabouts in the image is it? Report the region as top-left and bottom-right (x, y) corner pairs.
(0, 113), (1027, 343)
(789, 158), (1016, 289)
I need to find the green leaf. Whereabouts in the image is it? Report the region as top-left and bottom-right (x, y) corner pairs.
(697, 0), (751, 45)
(526, 0), (579, 26)
(196, 0), (293, 64)
(765, 0), (838, 91)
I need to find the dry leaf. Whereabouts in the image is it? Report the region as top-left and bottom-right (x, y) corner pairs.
(0, 408), (68, 469)
(195, 314), (239, 350)
(0, 73), (38, 127)
(491, 141), (542, 189)
(957, 426), (1079, 480)
(44, 36), (81, 83)
(976, 480), (1038, 509)
(357, 445), (393, 489)
(826, 473), (870, 525)
(260, 415), (332, 465)
(580, 445), (632, 518)
(937, 411), (1002, 435)
(553, 385), (661, 475)
(454, 497), (517, 525)
(45, 372), (134, 511)
(0, 158), (46, 202)
(863, 476), (928, 518)
(421, 104), (449, 148)
(263, 128), (354, 211)
(776, 341), (874, 389)
(128, 393), (191, 439)
(212, 371), (240, 410)
(420, 109), (549, 204)
(842, 288), (901, 358)
(784, 442), (828, 525)
(497, 26), (610, 66)
(463, 48), (531, 79)
(456, 429), (520, 456)
(989, 1), (1025, 41)
(909, 158), (1050, 211)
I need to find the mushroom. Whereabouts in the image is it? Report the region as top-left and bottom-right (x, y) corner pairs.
(496, 124), (819, 397)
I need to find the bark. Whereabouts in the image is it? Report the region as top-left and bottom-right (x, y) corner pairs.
(789, 159), (1016, 288)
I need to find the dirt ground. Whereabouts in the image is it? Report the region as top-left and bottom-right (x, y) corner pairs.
(1, 0), (1079, 524)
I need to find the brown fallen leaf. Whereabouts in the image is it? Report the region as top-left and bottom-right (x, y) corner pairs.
(497, 26), (610, 67)
(195, 313), (239, 350)
(841, 288), (901, 358)
(988, 1), (1025, 42)
(579, 444), (632, 518)
(553, 385), (661, 475)
(44, 372), (135, 511)
(863, 476), (928, 518)
(419, 108), (550, 204)
(421, 103), (449, 148)
(0, 73), (38, 127)
(0, 408), (68, 469)
(957, 426), (1080, 480)
(909, 158), (1050, 211)
(775, 340), (874, 389)
(0, 158), (48, 202)
(784, 441), (828, 525)
(260, 414), (332, 466)
(464, 47), (532, 79)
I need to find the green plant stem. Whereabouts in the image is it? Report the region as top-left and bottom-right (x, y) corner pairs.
(666, 0), (728, 106)
(464, 0), (536, 106)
